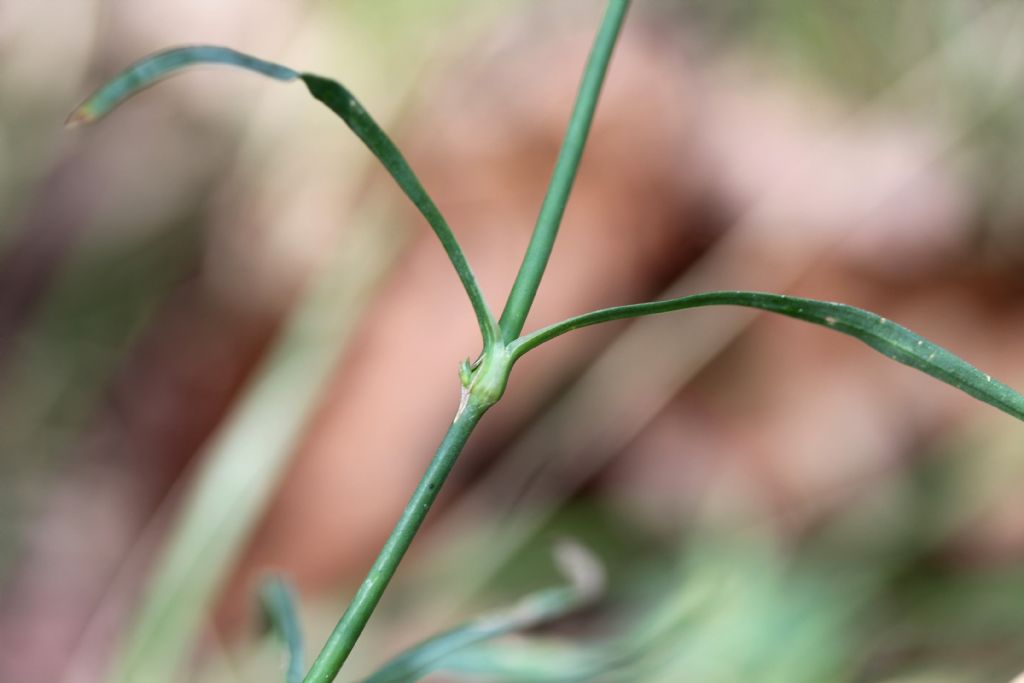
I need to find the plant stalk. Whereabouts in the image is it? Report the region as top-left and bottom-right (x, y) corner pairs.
(303, 397), (489, 683)
(498, 0), (631, 342)
(303, 2), (632, 678)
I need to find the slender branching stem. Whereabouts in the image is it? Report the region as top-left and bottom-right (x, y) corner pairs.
(72, 4), (1024, 682)
(302, 2), (632, 679)
(498, 0), (631, 342)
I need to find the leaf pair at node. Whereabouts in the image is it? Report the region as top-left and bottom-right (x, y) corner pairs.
(70, 44), (1024, 422)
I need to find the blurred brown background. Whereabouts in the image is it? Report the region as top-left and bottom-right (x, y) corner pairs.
(2, 1), (1024, 682)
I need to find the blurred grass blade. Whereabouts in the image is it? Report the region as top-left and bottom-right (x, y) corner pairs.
(104, 211), (402, 683)
(426, 639), (614, 682)
(510, 291), (1024, 422)
(68, 46), (298, 125)
(362, 542), (604, 683)
(261, 576), (305, 683)
(69, 45), (497, 345)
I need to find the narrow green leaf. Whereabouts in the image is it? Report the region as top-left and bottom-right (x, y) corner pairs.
(261, 576), (305, 683)
(361, 542), (605, 683)
(69, 45), (498, 348)
(509, 291), (1024, 422)
(301, 74), (498, 347)
(68, 46), (298, 125)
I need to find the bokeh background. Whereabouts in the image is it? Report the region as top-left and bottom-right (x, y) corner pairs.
(3, 1), (1024, 681)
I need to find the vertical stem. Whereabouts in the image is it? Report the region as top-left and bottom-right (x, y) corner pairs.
(303, 399), (488, 683)
(497, 0), (631, 342)
(303, 4), (632, 679)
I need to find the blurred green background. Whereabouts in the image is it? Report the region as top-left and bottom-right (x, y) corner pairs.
(3, 1), (1024, 682)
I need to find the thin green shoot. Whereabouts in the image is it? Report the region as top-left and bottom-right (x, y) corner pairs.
(497, 0), (631, 342)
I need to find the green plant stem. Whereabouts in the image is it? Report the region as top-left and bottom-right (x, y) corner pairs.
(303, 397), (489, 683)
(497, 0), (631, 342)
(303, 5), (631, 674)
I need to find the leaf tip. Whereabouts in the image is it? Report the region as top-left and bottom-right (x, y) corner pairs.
(65, 105), (97, 128)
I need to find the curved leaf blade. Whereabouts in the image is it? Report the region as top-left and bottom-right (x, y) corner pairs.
(261, 576), (305, 683)
(68, 46), (298, 125)
(509, 291), (1024, 422)
(299, 74), (498, 346)
(68, 45), (498, 346)
(362, 542), (605, 683)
